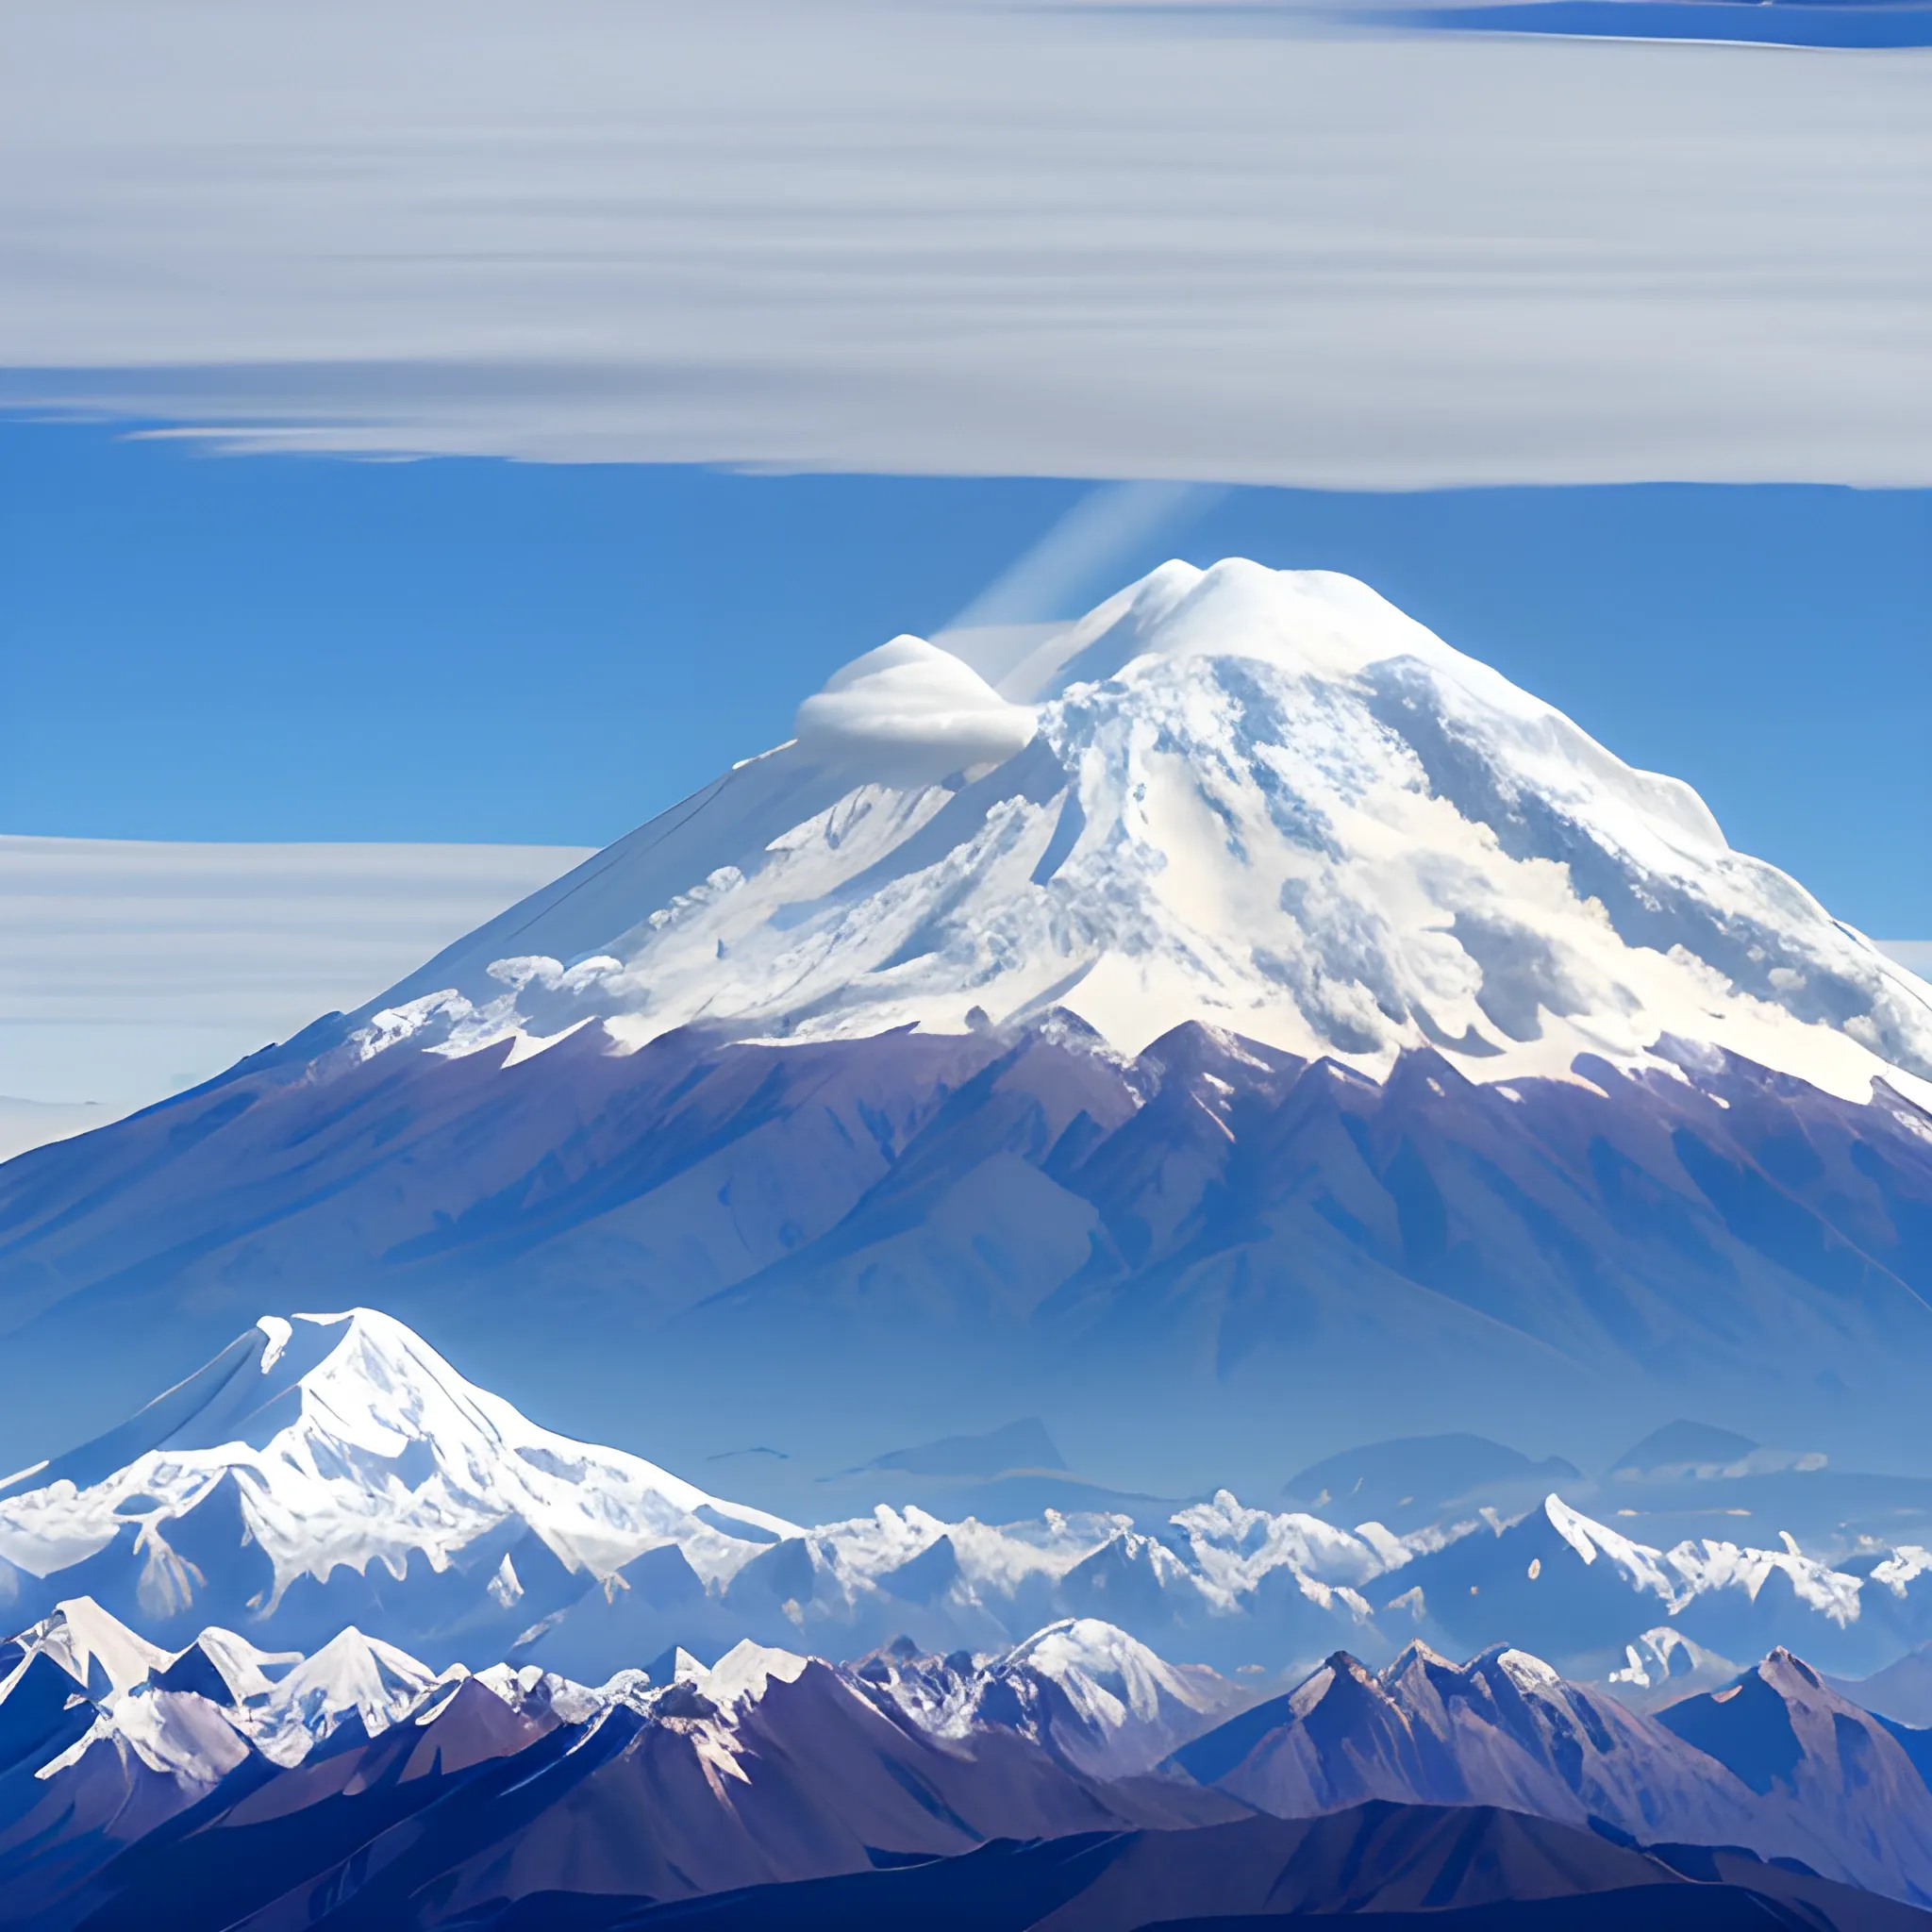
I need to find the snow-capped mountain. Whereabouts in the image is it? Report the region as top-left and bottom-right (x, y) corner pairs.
(852, 1617), (1253, 1779)
(1384, 1493), (1932, 1679)
(1, 1596), (440, 1791)
(4, 560), (1932, 1489)
(0, 1309), (797, 1658)
(1, 1594), (1241, 1797)
(0, 1309), (1391, 1674)
(337, 560), (1932, 1097)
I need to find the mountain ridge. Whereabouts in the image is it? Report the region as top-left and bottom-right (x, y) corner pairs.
(2, 1015), (1927, 1486)
(8, 1589), (1932, 1928)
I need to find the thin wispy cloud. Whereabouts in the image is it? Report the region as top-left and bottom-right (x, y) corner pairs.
(0, 837), (589, 1119)
(2, 1), (1928, 485)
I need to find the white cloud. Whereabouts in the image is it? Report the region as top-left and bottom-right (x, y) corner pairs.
(2, 2), (1929, 484)
(0, 837), (591, 1131)
(794, 636), (1038, 779)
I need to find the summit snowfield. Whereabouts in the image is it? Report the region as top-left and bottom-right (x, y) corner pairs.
(349, 561), (1932, 1098)
(3, 560), (1931, 1481)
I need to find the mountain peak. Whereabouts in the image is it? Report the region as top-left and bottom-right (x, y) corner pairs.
(0, 1310), (800, 1641)
(8, 1596), (168, 1703)
(697, 1639), (812, 1711)
(331, 559), (1931, 1106)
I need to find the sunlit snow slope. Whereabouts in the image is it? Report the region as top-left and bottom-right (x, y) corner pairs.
(356, 561), (1932, 1101)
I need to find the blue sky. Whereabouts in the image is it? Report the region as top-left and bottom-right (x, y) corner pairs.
(1397, 2), (1932, 44)
(5, 417), (1928, 939)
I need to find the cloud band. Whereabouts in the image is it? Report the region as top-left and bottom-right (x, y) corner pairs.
(3, 2), (1930, 483)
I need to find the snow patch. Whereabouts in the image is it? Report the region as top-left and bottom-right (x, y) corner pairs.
(256, 1316), (291, 1373)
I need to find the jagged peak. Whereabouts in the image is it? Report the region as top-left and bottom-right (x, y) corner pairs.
(11, 1595), (169, 1701)
(1310, 1649), (1382, 1689)
(1379, 1639), (1459, 1681)
(1757, 1647), (1825, 1690)
(697, 1640), (812, 1712)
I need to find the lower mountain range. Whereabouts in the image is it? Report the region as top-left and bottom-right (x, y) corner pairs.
(6, 1589), (1932, 1930)
(8, 1307), (1932, 1924)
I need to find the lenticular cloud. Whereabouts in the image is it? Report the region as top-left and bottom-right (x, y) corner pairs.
(793, 637), (1037, 778)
